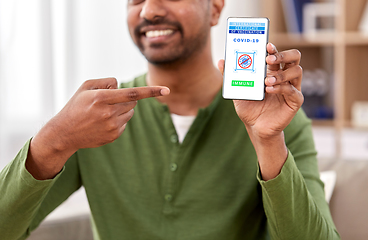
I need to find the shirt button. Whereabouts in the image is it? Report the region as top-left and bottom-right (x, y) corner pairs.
(165, 194), (173, 202)
(170, 135), (178, 143)
(170, 163), (178, 172)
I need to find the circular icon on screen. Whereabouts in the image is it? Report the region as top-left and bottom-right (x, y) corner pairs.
(238, 54), (252, 69)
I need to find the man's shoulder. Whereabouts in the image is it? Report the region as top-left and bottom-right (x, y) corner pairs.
(119, 73), (147, 89)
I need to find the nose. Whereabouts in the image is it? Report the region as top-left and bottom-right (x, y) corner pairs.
(140, 0), (167, 21)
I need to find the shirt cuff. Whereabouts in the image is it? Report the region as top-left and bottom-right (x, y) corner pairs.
(256, 149), (297, 192)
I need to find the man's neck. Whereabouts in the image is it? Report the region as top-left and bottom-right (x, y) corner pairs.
(146, 47), (223, 116)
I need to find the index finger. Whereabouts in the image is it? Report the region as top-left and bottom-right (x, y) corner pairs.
(102, 86), (170, 104)
(266, 49), (301, 68)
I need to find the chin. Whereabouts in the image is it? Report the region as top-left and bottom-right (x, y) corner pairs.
(144, 49), (194, 66)
(143, 52), (184, 65)
(147, 57), (182, 65)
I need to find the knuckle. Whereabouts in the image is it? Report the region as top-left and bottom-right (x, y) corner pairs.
(128, 109), (135, 119)
(83, 79), (95, 88)
(132, 101), (138, 108)
(121, 110), (135, 124)
(119, 124), (128, 136)
(106, 134), (118, 144)
(111, 129), (121, 141)
(276, 70), (285, 82)
(128, 89), (139, 101)
(294, 49), (302, 59)
(122, 109), (134, 122)
(92, 91), (105, 105)
(299, 92), (305, 105)
(288, 84), (300, 97)
(277, 52), (285, 61)
(125, 101), (137, 110)
(101, 111), (113, 120)
(121, 123), (127, 132)
(289, 84), (295, 93)
(106, 120), (119, 133)
(295, 65), (303, 79)
(106, 77), (118, 89)
(296, 65), (303, 74)
(150, 88), (159, 97)
(101, 107), (114, 120)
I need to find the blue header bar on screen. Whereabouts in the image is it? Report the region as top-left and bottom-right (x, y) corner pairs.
(229, 22), (266, 34)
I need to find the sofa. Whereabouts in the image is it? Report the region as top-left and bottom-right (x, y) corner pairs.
(319, 158), (368, 240)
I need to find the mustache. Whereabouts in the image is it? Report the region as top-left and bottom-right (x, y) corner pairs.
(134, 18), (183, 36)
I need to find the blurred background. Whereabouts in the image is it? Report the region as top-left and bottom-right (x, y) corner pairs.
(1, 0), (368, 239)
(0, 0), (259, 168)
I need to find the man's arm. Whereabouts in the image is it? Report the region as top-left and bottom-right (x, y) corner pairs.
(218, 43), (303, 180)
(0, 140), (81, 240)
(218, 43), (340, 239)
(258, 110), (340, 239)
(0, 78), (170, 239)
(25, 77), (169, 180)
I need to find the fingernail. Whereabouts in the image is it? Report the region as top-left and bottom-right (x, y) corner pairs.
(160, 88), (170, 96)
(266, 86), (274, 92)
(268, 77), (276, 84)
(270, 43), (276, 51)
(269, 55), (276, 62)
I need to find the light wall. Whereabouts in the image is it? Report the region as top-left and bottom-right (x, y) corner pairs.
(0, 0), (259, 168)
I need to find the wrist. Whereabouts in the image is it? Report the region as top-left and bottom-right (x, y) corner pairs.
(248, 130), (287, 157)
(245, 124), (285, 143)
(245, 121), (286, 148)
(25, 143), (62, 180)
(246, 127), (288, 181)
(25, 122), (77, 180)
(43, 116), (78, 153)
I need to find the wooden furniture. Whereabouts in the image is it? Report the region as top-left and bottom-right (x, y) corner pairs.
(260, 0), (368, 158)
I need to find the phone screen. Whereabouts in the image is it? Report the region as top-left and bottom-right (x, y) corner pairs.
(222, 17), (269, 101)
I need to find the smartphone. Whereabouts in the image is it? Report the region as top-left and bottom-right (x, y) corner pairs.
(222, 17), (270, 101)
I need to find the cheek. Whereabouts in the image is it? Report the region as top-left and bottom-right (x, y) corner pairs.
(177, 4), (200, 20)
(126, 8), (141, 38)
(177, 6), (190, 16)
(177, 5), (207, 31)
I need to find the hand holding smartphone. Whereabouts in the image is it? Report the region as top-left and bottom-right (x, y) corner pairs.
(222, 17), (270, 101)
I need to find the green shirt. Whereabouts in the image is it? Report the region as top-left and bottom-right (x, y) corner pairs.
(0, 74), (340, 240)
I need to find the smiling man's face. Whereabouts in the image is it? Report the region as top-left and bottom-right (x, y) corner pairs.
(127, 0), (217, 65)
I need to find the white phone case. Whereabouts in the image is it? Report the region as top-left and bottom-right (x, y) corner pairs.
(222, 17), (269, 101)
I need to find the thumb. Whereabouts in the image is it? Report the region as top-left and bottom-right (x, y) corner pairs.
(81, 77), (118, 91)
(217, 59), (225, 76)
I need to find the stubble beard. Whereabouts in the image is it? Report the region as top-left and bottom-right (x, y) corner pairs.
(134, 19), (211, 66)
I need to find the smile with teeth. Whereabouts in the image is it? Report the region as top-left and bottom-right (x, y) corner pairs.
(145, 29), (174, 38)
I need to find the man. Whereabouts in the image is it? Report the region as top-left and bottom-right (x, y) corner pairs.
(0, 0), (340, 239)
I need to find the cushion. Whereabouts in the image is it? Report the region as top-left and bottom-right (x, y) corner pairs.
(319, 158), (368, 240)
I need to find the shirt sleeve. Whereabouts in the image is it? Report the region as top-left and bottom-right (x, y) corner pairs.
(0, 139), (81, 240)
(257, 110), (340, 240)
